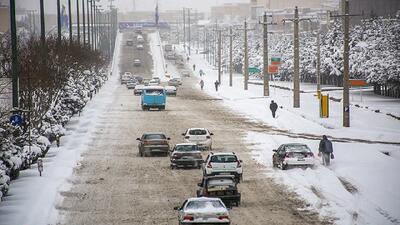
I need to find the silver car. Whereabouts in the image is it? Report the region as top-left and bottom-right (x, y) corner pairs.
(175, 197), (231, 225)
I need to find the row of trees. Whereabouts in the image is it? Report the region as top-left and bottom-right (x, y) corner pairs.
(0, 33), (109, 200)
(211, 16), (399, 96)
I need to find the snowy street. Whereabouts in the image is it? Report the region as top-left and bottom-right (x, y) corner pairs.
(1, 1), (399, 224)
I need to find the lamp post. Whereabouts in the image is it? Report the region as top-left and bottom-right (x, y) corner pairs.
(9, 0), (19, 108)
(76, 0), (80, 43)
(57, 0), (62, 45)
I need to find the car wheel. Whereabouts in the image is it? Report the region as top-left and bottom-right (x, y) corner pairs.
(280, 161), (287, 170)
(170, 164), (175, 170)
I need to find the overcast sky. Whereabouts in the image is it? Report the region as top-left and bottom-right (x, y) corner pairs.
(15, 0), (246, 14)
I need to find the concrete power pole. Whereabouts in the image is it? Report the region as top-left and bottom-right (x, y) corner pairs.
(229, 26), (233, 87)
(244, 20), (249, 90)
(316, 30), (321, 97)
(259, 13), (277, 96)
(330, 0), (361, 127)
(283, 6), (311, 108)
(218, 30), (222, 83)
(183, 9), (185, 50)
(293, 7), (300, 108)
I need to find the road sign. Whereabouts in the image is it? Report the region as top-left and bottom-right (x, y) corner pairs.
(268, 65), (278, 74)
(10, 114), (23, 126)
(248, 67), (261, 74)
(349, 79), (367, 87)
(270, 57), (281, 65)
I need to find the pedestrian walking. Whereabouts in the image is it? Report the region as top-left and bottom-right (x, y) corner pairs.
(214, 80), (220, 92)
(318, 135), (334, 166)
(199, 69), (204, 77)
(269, 100), (278, 118)
(200, 80), (204, 90)
(56, 134), (60, 148)
(37, 158), (43, 176)
(193, 64), (196, 71)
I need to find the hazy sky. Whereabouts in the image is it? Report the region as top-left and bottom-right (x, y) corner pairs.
(15, 0), (246, 13)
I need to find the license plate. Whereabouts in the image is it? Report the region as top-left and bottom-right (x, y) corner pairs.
(297, 158), (305, 161)
(220, 173), (230, 175)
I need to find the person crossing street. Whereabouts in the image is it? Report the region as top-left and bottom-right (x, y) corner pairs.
(200, 80), (204, 90)
(269, 100), (278, 118)
(318, 135), (334, 166)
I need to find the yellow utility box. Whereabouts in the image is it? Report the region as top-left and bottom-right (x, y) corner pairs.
(320, 94), (329, 118)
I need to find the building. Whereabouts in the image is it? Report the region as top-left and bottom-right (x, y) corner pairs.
(251, 0), (337, 10)
(346, 0), (399, 19)
(0, 6), (10, 33)
(210, 3), (251, 22)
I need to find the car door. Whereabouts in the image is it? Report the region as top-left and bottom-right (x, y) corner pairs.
(178, 200), (188, 221)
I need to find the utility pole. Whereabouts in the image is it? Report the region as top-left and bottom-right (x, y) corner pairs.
(87, 0), (91, 48)
(330, 0), (361, 127)
(91, 0), (94, 50)
(283, 6), (311, 108)
(82, 0), (86, 45)
(40, 0), (45, 48)
(183, 8), (186, 51)
(57, 0), (62, 45)
(259, 13), (277, 96)
(76, 0), (80, 43)
(68, 0), (73, 44)
(216, 29), (222, 83)
(316, 30), (321, 98)
(188, 8), (191, 55)
(9, 0), (19, 108)
(229, 26), (233, 87)
(244, 20), (249, 90)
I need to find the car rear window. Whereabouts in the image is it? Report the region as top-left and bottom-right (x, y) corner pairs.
(207, 178), (235, 187)
(210, 155), (237, 163)
(175, 145), (198, 152)
(285, 145), (310, 152)
(145, 89), (163, 95)
(144, 134), (166, 140)
(186, 200), (224, 210)
(188, 129), (207, 135)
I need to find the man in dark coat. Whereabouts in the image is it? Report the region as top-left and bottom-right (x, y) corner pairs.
(214, 80), (220, 92)
(269, 100), (278, 118)
(319, 135), (333, 166)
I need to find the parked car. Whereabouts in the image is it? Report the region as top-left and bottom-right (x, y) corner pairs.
(182, 128), (213, 150)
(134, 84), (145, 95)
(126, 39), (133, 46)
(196, 175), (241, 207)
(136, 44), (144, 50)
(137, 133), (170, 157)
(142, 78), (151, 86)
(168, 78), (182, 86)
(134, 59), (142, 67)
(132, 75), (143, 84)
(121, 72), (132, 84)
(170, 143), (203, 169)
(174, 197), (231, 225)
(203, 152), (243, 182)
(181, 70), (191, 77)
(148, 79), (159, 86)
(141, 86), (166, 110)
(272, 143), (315, 170)
(165, 86), (177, 96)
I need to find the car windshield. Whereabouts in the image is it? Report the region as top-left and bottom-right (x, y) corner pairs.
(175, 145), (198, 152)
(188, 129), (207, 135)
(207, 178), (235, 187)
(285, 145), (310, 152)
(186, 200), (224, 210)
(145, 89), (163, 95)
(144, 134), (166, 140)
(210, 155), (237, 163)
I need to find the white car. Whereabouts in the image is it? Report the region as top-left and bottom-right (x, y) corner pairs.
(148, 79), (159, 86)
(203, 152), (243, 182)
(165, 86), (177, 96)
(134, 85), (145, 95)
(136, 44), (144, 50)
(272, 143), (315, 170)
(175, 197), (231, 225)
(182, 128), (213, 150)
(121, 72), (132, 84)
(133, 59), (142, 66)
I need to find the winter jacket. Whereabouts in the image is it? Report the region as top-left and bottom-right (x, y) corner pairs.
(319, 139), (333, 153)
(270, 102), (278, 112)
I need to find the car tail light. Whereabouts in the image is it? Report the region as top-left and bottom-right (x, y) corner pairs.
(161, 140), (168, 145)
(218, 215), (229, 220)
(307, 152), (314, 157)
(207, 161), (212, 168)
(206, 136), (211, 139)
(185, 136), (190, 139)
(183, 215), (194, 221)
(237, 160), (242, 168)
(285, 153), (293, 158)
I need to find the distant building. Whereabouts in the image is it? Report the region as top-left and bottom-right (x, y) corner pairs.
(0, 6), (10, 33)
(345, 0), (399, 21)
(210, 3), (251, 22)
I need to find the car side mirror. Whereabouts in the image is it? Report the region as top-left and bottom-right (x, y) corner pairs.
(181, 133), (185, 136)
(167, 137), (171, 140)
(197, 183), (202, 187)
(239, 160), (243, 163)
(210, 133), (214, 135)
(136, 138), (141, 141)
(173, 206), (179, 210)
(272, 149), (277, 152)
